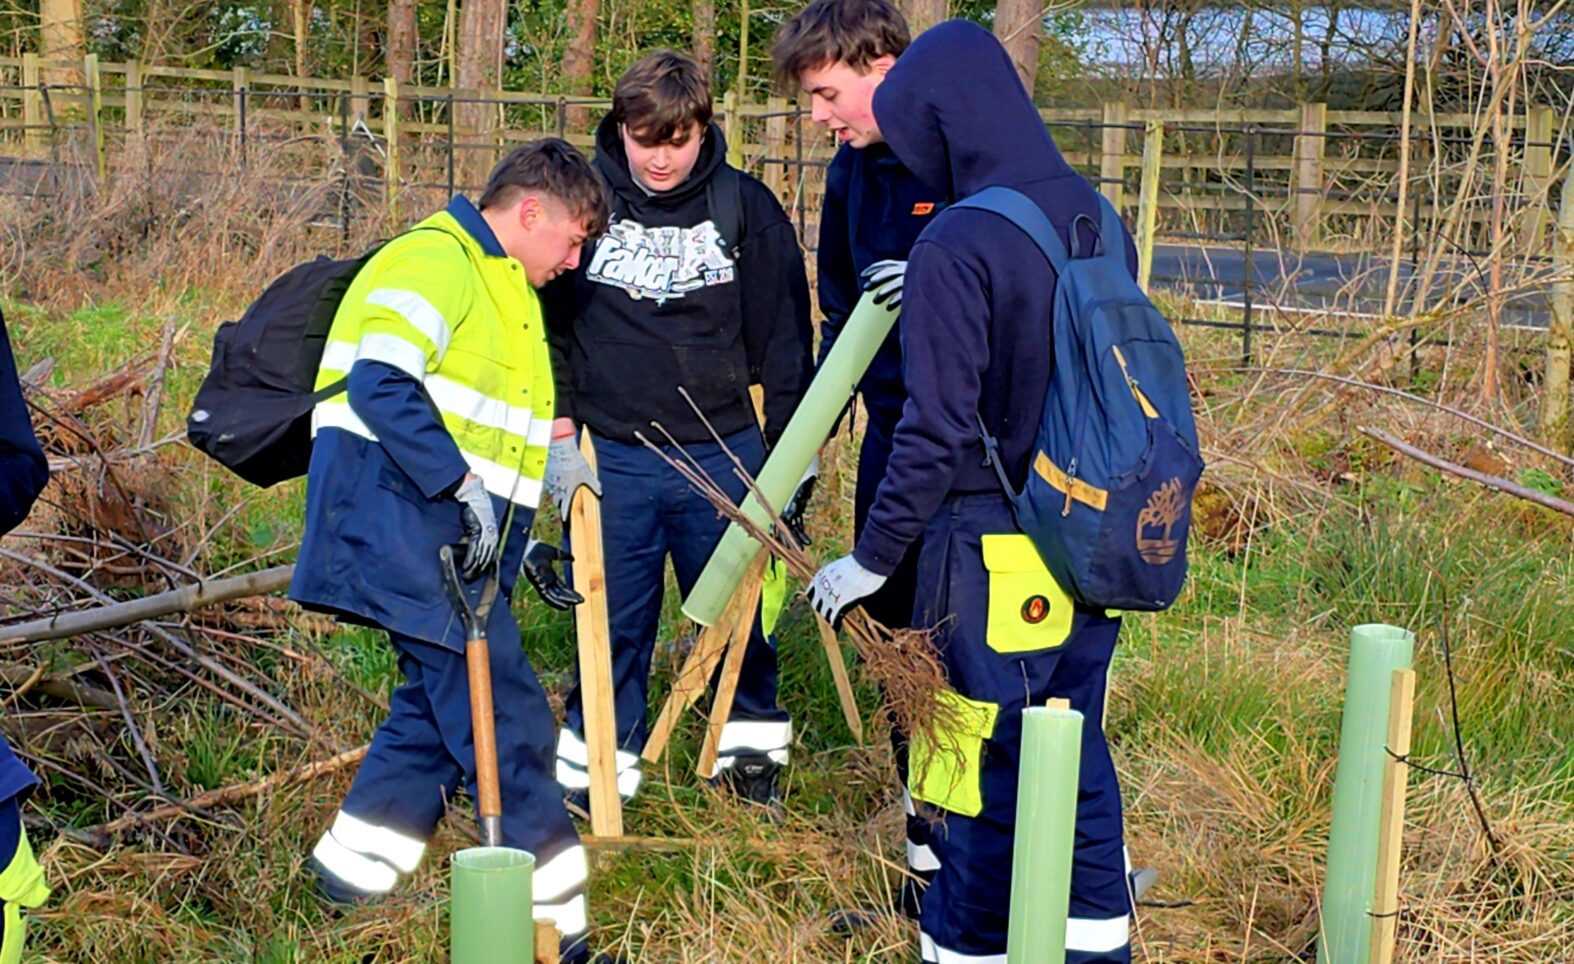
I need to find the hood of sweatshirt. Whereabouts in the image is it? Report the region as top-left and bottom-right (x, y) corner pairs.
(872, 19), (1080, 201)
(593, 112), (730, 216)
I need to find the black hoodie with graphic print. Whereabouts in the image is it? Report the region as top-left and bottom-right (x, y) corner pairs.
(543, 116), (813, 448)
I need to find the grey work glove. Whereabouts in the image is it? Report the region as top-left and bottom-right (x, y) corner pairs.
(860, 259), (907, 310)
(454, 474), (499, 578)
(780, 455), (819, 549)
(521, 538), (583, 610)
(544, 432), (602, 521)
(806, 554), (888, 631)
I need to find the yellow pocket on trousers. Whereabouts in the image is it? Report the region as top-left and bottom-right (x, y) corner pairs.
(981, 534), (1075, 654)
(908, 689), (999, 818)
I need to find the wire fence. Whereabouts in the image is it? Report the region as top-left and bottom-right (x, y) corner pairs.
(1, 61), (1563, 363)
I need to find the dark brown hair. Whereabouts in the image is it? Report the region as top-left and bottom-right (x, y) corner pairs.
(612, 50), (713, 145)
(770, 0), (910, 89)
(479, 137), (611, 235)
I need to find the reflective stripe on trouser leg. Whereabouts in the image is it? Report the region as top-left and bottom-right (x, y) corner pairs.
(555, 728), (643, 799)
(533, 843), (589, 942)
(919, 932), (1005, 964)
(904, 790), (940, 873)
(713, 718), (792, 771)
(311, 810), (428, 895)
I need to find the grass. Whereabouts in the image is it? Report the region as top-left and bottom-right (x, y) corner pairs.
(2, 148), (1573, 960)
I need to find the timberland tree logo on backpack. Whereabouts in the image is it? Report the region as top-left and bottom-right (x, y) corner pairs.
(1136, 477), (1186, 565)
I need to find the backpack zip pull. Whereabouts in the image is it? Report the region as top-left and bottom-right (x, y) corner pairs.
(1062, 457), (1079, 517)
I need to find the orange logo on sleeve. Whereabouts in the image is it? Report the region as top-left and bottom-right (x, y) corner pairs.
(912, 202), (936, 215)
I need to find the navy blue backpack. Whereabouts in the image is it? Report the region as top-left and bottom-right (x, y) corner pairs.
(956, 186), (1204, 611)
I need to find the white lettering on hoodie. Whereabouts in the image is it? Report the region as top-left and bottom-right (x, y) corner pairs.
(586, 217), (736, 304)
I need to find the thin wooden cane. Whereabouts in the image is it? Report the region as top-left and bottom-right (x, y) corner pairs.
(696, 554), (770, 778)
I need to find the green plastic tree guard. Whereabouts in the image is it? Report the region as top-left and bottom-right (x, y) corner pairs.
(682, 293), (898, 626)
(1007, 705), (1084, 964)
(451, 845), (535, 964)
(1317, 623), (1415, 964)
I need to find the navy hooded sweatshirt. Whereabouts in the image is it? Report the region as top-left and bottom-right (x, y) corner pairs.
(0, 308), (45, 806)
(853, 20), (1138, 576)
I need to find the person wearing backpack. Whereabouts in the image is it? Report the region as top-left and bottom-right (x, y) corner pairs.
(806, 22), (1151, 963)
(543, 51), (813, 809)
(770, 0), (946, 918)
(289, 140), (612, 963)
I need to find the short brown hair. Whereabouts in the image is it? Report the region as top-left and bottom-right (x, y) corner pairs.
(479, 138), (610, 236)
(771, 0), (910, 89)
(612, 51), (713, 145)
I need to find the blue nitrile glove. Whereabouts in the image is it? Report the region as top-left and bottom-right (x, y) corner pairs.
(806, 554), (888, 630)
(454, 474), (499, 578)
(860, 259), (907, 310)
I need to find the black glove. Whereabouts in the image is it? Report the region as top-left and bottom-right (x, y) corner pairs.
(521, 538), (583, 610)
(781, 471), (817, 549)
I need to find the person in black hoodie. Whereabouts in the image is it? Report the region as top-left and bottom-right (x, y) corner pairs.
(805, 21), (1139, 964)
(544, 51), (814, 807)
(0, 308), (54, 959)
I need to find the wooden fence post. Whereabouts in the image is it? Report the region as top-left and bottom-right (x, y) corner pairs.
(21, 53), (41, 154)
(85, 53), (105, 182)
(232, 65), (248, 148)
(1295, 101), (1328, 249)
(1100, 100), (1128, 209)
(1136, 119), (1165, 294)
(723, 91), (743, 170)
(384, 77), (402, 225)
(764, 95), (786, 195)
(1523, 104), (1555, 256)
(124, 58), (143, 144)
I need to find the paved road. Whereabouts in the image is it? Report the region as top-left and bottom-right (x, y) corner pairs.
(3, 154), (1552, 328)
(1149, 243), (1548, 329)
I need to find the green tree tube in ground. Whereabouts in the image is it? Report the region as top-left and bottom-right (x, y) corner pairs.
(1317, 623), (1415, 964)
(682, 294), (898, 626)
(1007, 705), (1084, 964)
(451, 846), (535, 964)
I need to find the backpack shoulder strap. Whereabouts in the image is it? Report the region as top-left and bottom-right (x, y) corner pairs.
(1097, 195), (1126, 264)
(948, 186), (1070, 271)
(706, 166), (746, 260)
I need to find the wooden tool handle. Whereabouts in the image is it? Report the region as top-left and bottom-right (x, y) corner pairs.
(466, 637), (503, 829)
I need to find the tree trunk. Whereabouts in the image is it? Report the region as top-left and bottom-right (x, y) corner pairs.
(38, 0), (84, 86)
(457, 0), (506, 185)
(692, 0), (715, 73)
(1545, 165), (1574, 451)
(561, 0), (600, 135)
(388, 0), (418, 84)
(992, 0), (1041, 96)
(293, 0), (309, 78)
(903, 0), (947, 36)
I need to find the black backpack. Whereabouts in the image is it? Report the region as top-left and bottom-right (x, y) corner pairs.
(187, 235), (420, 487)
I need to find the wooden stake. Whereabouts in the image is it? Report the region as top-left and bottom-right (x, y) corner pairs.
(569, 434), (622, 837)
(1136, 119), (1164, 294)
(696, 556), (768, 778)
(641, 550), (765, 765)
(815, 615), (864, 743)
(1371, 667), (1416, 964)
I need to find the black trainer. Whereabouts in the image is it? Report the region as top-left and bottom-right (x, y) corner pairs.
(719, 751), (781, 806)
